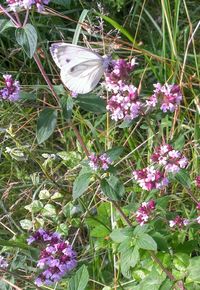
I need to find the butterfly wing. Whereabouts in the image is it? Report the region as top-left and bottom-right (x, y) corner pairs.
(50, 43), (106, 94)
(50, 43), (102, 69)
(60, 59), (104, 94)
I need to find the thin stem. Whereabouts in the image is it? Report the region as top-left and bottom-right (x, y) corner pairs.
(22, 9), (29, 27)
(14, 11), (22, 26)
(0, 5), (19, 27)
(70, 123), (90, 157)
(33, 53), (60, 104)
(150, 251), (175, 281)
(187, 188), (198, 204)
(33, 53), (90, 159)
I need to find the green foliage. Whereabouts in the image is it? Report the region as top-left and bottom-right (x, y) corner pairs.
(36, 108), (57, 144)
(68, 265), (89, 290)
(15, 24), (37, 58)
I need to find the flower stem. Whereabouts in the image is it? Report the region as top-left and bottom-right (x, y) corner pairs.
(0, 4), (19, 27)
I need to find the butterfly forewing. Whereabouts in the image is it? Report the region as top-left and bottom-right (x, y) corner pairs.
(50, 43), (108, 94)
(50, 43), (102, 69)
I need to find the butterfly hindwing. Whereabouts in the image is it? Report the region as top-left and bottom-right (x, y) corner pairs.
(60, 59), (104, 94)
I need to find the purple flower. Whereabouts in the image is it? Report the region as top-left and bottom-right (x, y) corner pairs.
(151, 144), (188, 174)
(169, 215), (189, 228)
(88, 153), (111, 171)
(6, 0), (50, 12)
(106, 85), (142, 121)
(133, 166), (169, 191)
(27, 229), (77, 286)
(146, 83), (182, 113)
(103, 58), (141, 122)
(0, 256), (8, 269)
(0, 75), (20, 102)
(135, 200), (156, 226)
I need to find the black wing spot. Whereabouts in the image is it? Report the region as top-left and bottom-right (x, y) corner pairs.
(66, 59), (70, 63)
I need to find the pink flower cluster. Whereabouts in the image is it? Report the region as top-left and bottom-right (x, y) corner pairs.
(133, 144), (187, 191)
(0, 256), (8, 269)
(146, 83), (182, 113)
(6, 0), (50, 12)
(135, 200), (155, 225)
(88, 153), (111, 171)
(27, 229), (77, 286)
(104, 59), (142, 121)
(0, 74), (20, 102)
(151, 144), (188, 173)
(133, 166), (169, 191)
(169, 215), (189, 228)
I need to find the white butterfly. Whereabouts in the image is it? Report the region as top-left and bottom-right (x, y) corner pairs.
(50, 43), (111, 94)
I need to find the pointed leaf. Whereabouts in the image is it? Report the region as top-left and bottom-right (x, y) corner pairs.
(15, 24), (37, 58)
(73, 172), (92, 199)
(36, 108), (57, 144)
(69, 265), (89, 290)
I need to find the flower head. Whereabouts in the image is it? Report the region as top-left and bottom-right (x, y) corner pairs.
(6, 0), (50, 12)
(0, 75), (20, 102)
(151, 144), (188, 173)
(103, 58), (141, 122)
(146, 83), (182, 113)
(106, 84), (141, 121)
(135, 200), (156, 226)
(88, 153), (111, 171)
(169, 215), (189, 228)
(27, 229), (77, 286)
(0, 256), (8, 269)
(133, 166), (169, 191)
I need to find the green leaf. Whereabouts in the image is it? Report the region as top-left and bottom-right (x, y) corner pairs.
(136, 233), (157, 251)
(187, 257), (200, 282)
(133, 224), (149, 236)
(72, 9), (89, 45)
(0, 19), (14, 33)
(121, 246), (139, 278)
(39, 189), (51, 200)
(73, 172), (92, 199)
(91, 225), (110, 238)
(105, 147), (124, 161)
(69, 265), (89, 290)
(151, 232), (169, 251)
(36, 108), (57, 144)
(76, 94), (106, 113)
(101, 175), (125, 201)
(96, 13), (136, 44)
(110, 227), (133, 243)
(61, 96), (74, 121)
(15, 24), (37, 58)
(174, 169), (191, 188)
(20, 219), (33, 230)
(42, 204), (57, 217)
(0, 239), (30, 250)
(137, 268), (166, 290)
(24, 200), (43, 213)
(173, 134), (185, 150)
(173, 253), (189, 271)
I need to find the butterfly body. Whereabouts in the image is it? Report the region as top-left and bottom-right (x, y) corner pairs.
(50, 43), (111, 94)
